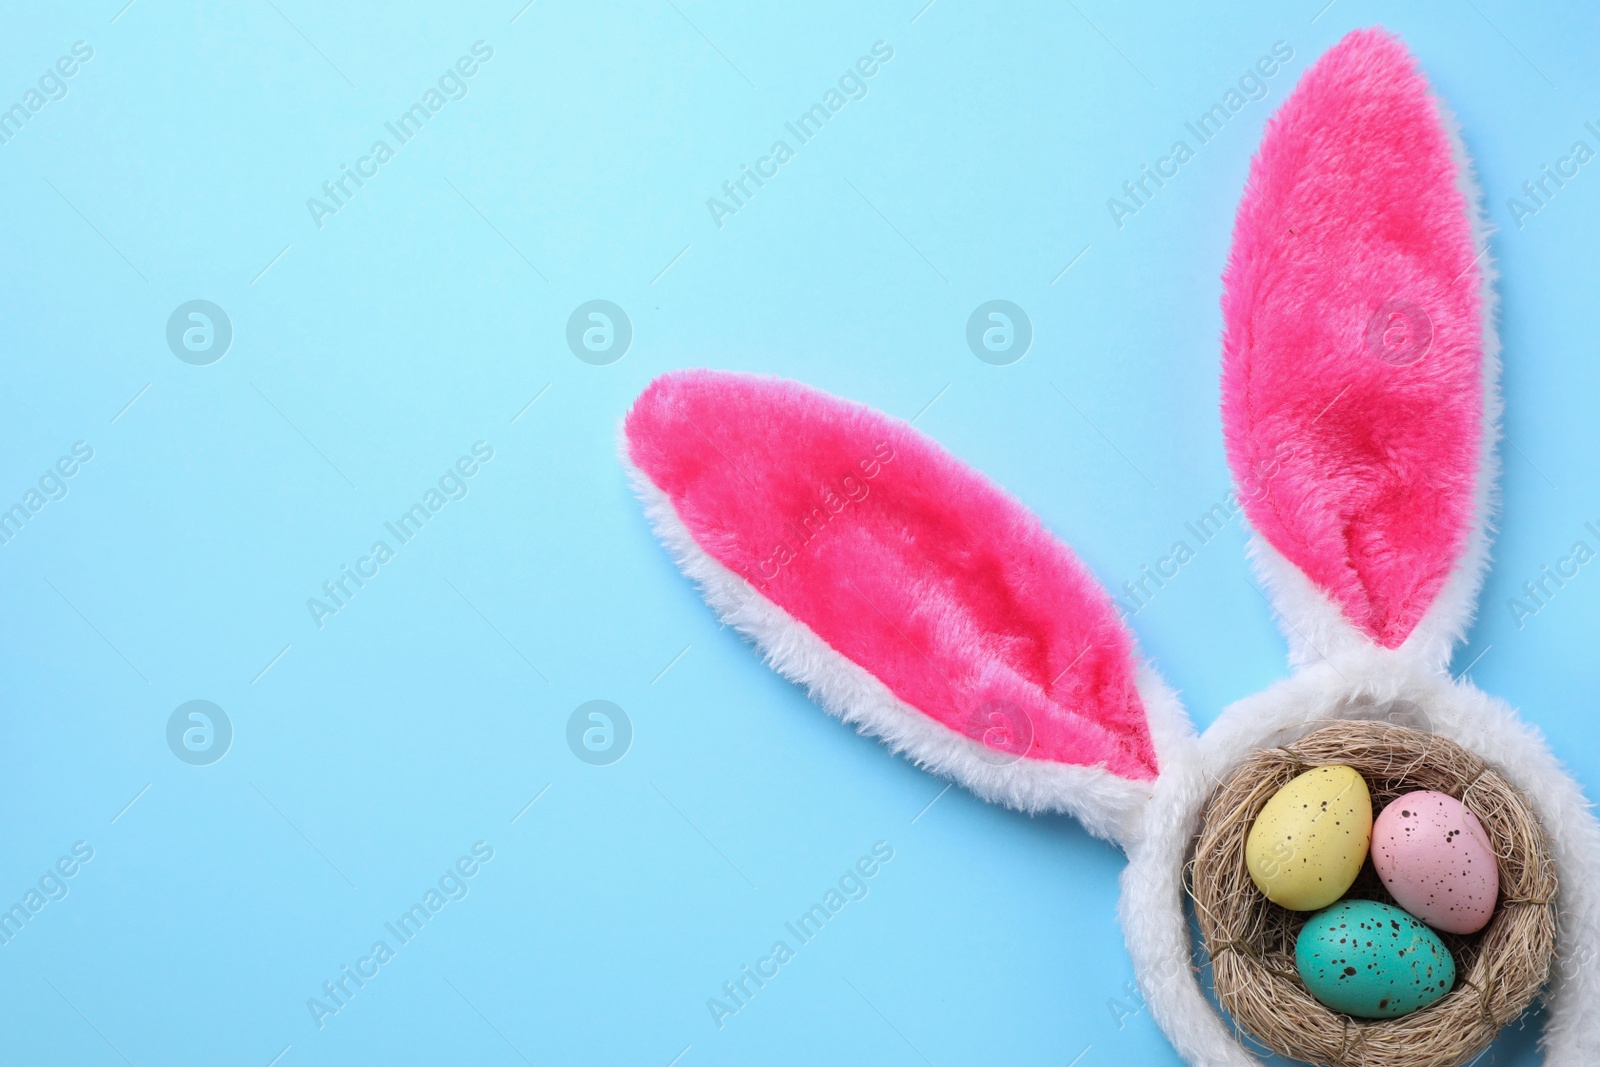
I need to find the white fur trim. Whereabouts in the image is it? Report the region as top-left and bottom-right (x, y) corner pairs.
(1418, 108), (1504, 665)
(622, 445), (1190, 847)
(1122, 661), (1600, 1066)
(1154, 97), (1600, 1066)
(618, 116), (1591, 1058)
(1242, 104), (1503, 679)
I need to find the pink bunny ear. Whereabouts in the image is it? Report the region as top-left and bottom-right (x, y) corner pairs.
(1221, 28), (1490, 653)
(624, 370), (1179, 843)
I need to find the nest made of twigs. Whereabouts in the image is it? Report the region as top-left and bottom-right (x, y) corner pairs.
(1189, 721), (1557, 1067)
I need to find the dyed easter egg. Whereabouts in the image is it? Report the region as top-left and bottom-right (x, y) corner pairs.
(1372, 790), (1499, 934)
(1295, 900), (1456, 1018)
(1246, 764), (1372, 910)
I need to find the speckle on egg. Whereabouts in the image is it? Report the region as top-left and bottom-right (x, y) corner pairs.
(1295, 900), (1457, 1018)
(1372, 790), (1499, 934)
(1245, 765), (1372, 911)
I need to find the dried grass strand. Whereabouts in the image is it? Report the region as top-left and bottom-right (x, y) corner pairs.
(1189, 722), (1557, 1067)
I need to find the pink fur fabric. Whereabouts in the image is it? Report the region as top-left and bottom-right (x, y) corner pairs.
(1220, 28), (1483, 649)
(625, 369), (1158, 780)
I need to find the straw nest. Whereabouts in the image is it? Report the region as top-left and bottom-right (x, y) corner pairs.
(1189, 721), (1557, 1067)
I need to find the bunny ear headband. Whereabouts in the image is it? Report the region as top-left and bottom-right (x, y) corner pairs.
(622, 28), (1600, 1066)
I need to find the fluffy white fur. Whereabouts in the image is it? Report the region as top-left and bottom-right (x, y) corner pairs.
(1142, 100), (1600, 1066)
(622, 445), (1197, 846)
(622, 111), (1600, 1062)
(630, 405), (1600, 1062)
(1244, 106), (1502, 679)
(1122, 659), (1600, 1066)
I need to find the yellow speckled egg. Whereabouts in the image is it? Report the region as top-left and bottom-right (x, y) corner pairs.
(1245, 764), (1372, 911)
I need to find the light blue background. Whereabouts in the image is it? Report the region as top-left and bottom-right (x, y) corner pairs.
(1, 1), (1596, 1064)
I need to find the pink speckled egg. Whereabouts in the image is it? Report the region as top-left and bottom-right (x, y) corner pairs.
(1372, 790), (1499, 934)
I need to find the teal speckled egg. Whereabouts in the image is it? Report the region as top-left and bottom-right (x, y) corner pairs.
(1294, 900), (1456, 1018)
